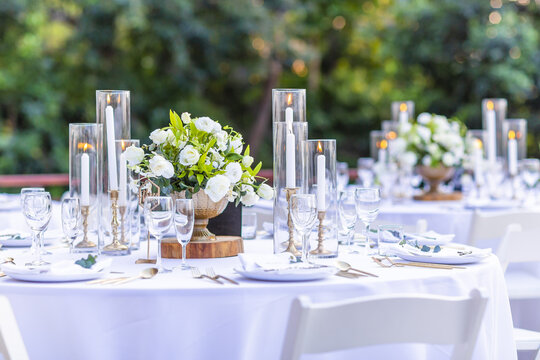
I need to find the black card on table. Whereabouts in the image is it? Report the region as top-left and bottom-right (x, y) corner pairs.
(207, 203), (242, 236)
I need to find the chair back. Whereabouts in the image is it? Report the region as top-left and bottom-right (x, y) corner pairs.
(467, 210), (540, 246)
(497, 224), (540, 272)
(0, 296), (29, 360)
(281, 289), (488, 360)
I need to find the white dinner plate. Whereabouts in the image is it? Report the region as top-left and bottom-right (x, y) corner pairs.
(0, 230), (61, 247)
(1, 269), (106, 283)
(1, 260), (111, 282)
(390, 244), (491, 265)
(234, 266), (338, 282)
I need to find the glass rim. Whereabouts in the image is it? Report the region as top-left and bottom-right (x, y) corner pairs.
(96, 90), (130, 94)
(272, 88), (306, 93)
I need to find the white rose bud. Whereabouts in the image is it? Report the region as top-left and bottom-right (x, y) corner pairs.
(241, 189), (259, 207)
(224, 162), (242, 183)
(231, 138), (243, 154)
(194, 116), (217, 133)
(149, 129), (168, 145)
(178, 145), (201, 166)
(148, 155), (175, 178)
(256, 183), (274, 200)
(242, 155), (254, 167)
(124, 145), (145, 166)
(205, 175), (231, 203)
(215, 130), (228, 151)
(165, 129), (176, 144)
(181, 112), (191, 124)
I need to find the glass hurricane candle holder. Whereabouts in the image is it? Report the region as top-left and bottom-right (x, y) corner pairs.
(303, 139), (338, 258)
(391, 101), (414, 124)
(272, 89), (308, 255)
(68, 123), (103, 253)
(370, 130), (388, 163)
(96, 90), (131, 256)
(503, 119), (527, 177)
(482, 98), (507, 160)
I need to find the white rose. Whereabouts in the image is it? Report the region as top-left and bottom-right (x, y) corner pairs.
(148, 155), (175, 178)
(442, 152), (455, 167)
(224, 162), (242, 183)
(422, 155), (432, 167)
(427, 143), (439, 156)
(205, 175), (231, 202)
(417, 126), (431, 142)
(241, 189), (259, 207)
(178, 145), (200, 166)
(231, 138), (243, 154)
(181, 112), (191, 124)
(242, 155), (254, 167)
(149, 129), (168, 145)
(215, 130), (228, 151)
(212, 121), (222, 134)
(417, 112), (431, 125)
(166, 129), (176, 144)
(399, 151), (417, 169)
(194, 116), (217, 133)
(124, 145), (145, 166)
(256, 183), (274, 200)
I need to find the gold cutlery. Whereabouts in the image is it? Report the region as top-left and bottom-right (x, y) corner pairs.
(111, 268), (158, 285)
(206, 267), (239, 285)
(336, 260), (378, 277)
(86, 277), (128, 285)
(1, 257), (15, 265)
(335, 271), (364, 279)
(373, 256), (465, 270)
(0, 272), (5, 278)
(191, 267), (223, 284)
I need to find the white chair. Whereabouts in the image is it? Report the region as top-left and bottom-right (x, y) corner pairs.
(498, 224), (540, 360)
(281, 289), (488, 360)
(0, 296), (29, 360)
(467, 210), (540, 247)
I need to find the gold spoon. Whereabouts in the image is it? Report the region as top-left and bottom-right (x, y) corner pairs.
(336, 260), (378, 277)
(112, 268), (159, 285)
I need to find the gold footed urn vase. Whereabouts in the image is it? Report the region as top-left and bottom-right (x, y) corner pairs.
(413, 165), (462, 201)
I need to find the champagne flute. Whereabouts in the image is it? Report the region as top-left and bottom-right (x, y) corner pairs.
(22, 192), (52, 266)
(338, 189), (358, 253)
(61, 197), (81, 252)
(290, 194), (318, 263)
(144, 196), (173, 273)
(173, 199), (195, 270)
(355, 188), (381, 256)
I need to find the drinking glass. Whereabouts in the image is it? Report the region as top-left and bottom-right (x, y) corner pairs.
(337, 162), (350, 192)
(22, 192), (52, 266)
(338, 189), (357, 253)
(378, 224), (403, 256)
(520, 159), (540, 205)
(242, 212), (258, 239)
(173, 199), (195, 270)
(144, 196), (173, 273)
(355, 188), (381, 256)
(61, 197), (81, 252)
(357, 158), (374, 187)
(20, 187), (45, 253)
(290, 194), (318, 263)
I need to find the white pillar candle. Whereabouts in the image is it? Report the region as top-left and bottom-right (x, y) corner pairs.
(486, 109), (497, 165)
(106, 105), (118, 190)
(118, 152), (127, 206)
(317, 152), (326, 211)
(473, 140), (484, 185)
(81, 152), (90, 206)
(508, 132), (518, 176)
(378, 148), (387, 164)
(285, 106), (295, 188)
(398, 111), (408, 126)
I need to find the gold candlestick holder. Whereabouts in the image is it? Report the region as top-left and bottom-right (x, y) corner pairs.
(75, 205), (96, 251)
(102, 190), (130, 255)
(136, 179), (159, 264)
(283, 187), (301, 257)
(310, 211), (331, 256)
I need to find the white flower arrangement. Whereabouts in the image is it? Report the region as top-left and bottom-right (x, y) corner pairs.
(128, 110), (273, 206)
(396, 112), (468, 168)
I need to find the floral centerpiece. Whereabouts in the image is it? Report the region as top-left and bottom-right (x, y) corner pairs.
(394, 112), (468, 198)
(125, 110), (273, 241)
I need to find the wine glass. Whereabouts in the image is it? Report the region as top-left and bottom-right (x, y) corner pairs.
(356, 158), (374, 187)
(520, 159), (540, 205)
(144, 196), (173, 273)
(338, 189), (358, 253)
(173, 199), (195, 270)
(20, 187), (45, 254)
(22, 192), (52, 266)
(290, 194), (318, 263)
(337, 162), (350, 192)
(61, 197), (81, 252)
(355, 188), (381, 256)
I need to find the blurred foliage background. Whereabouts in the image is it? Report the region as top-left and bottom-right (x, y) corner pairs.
(0, 0), (539, 176)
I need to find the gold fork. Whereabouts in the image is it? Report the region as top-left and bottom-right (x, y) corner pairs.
(206, 267), (239, 285)
(86, 277), (129, 285)
(384, 256), (464, 270)
(191, 267), (223, 284)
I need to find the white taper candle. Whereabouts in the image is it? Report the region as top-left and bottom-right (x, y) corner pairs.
(317, 153), (326, 211)
(106, 105), (118, 190)
(81, 153), (90, 206)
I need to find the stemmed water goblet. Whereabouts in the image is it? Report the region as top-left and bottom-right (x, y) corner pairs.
(290, 194), (318, 263)
(355, 188), (381, 256)
(20, 187), (45, 254)
(144, 196), (173, 273)
(173, 199), (195, 270)
(338, 188), (358, 254)
(22, 192), (52, 266)
(356, 158), (374, 187)
(520, 159), (540, 204)
(337, 162), (350, 192)
(61, 197), (81, 252)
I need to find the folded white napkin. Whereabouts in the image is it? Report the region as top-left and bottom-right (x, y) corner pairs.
(404, 231), (455, 245)
(238, 253), (297, 271)
(1, 259), (112, 276)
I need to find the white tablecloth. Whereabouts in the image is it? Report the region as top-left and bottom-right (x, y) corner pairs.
(0, 238), (516, 360)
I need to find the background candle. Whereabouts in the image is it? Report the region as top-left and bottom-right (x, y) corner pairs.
(106, 105), (118, 190)
(473, 139), (484, 185)
(486, 102), (497, 165)
(378, 139), (388, 164)
(285, 100), (295, 188)
(508, 131), (518, 176)
(317, 151), (326, 211)
(118, 152), (127, 206)
(81, 152), (90, 206)
(398, 103), (408, 125)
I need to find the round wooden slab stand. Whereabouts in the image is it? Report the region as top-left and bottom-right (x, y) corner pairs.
(413, 192), (463, 201)
(161, 236), (244, 259)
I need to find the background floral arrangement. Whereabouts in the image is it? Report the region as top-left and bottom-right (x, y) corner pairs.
(125, 110), (273, 206)
(393, 113), (468, 169)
